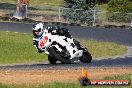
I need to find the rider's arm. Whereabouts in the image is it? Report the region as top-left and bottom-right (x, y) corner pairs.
(32, 38), (38, 45)
(32, 38), (39, 51)
(33, 38), (44, 53)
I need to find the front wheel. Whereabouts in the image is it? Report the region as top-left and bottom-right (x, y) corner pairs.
(48, 46), (71, 64)
(48, 55), (57, 64)
(80, 51), (92, 63)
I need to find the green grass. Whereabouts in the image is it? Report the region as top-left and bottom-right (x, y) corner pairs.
(0, 0), (16, 4)
(0, 0), (64, 6)
(0, 83), (8, 88)
(78, 39), (127, 58)
(0, 82), (131, 88)
(104, 74), (132, 81)
(0, 31), (47, 64)
(0, 31), (127, 64)
(0, 0), (109, 9)
(30, 0), (63, 6)
(0, 74), (131, 88)
(26, 78), (132, 88)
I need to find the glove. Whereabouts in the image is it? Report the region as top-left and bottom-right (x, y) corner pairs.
(38, 49), (43, 53)
(33, 40), (36, 45)
(32, 39), (38, 45)
(33, 38), (44, 53)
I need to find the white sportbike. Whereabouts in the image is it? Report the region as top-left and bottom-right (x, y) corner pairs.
(32, 24), (92, 64)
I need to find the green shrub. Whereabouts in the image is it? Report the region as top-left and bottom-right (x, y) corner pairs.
(107, 0), (132, 22)
(62, 9), (94, 25)
(64, 0), (95, 10)
(108, 0), (132, 13)
(107, 12), (132, 22)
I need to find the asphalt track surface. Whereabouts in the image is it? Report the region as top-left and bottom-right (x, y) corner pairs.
(0, 22), (132, 69)
(0, 22), (132, 46)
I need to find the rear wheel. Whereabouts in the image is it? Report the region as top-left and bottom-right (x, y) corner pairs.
(48, 55), (57, 64)
(48, 46), (71, 64)
(80, 51), (92, 63)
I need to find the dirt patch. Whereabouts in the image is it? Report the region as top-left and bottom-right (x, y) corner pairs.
(0, 68), (132, 85)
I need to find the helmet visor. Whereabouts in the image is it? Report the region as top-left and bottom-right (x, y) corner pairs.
(32, 30), (39, 37)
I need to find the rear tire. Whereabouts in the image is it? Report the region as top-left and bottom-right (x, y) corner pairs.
(48, 55), (57, 64)
(48, 46), (71, 64)
(80, 51), (92, 63)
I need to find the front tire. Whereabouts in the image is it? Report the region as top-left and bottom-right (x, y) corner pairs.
(48, 55), (57, 64)
(80, 51), (92, 63)
(48, 46), (71, 64)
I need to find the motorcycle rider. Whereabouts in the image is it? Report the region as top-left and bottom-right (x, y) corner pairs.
(32, 23), (81, 53)
(32, 23), (72, 53)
